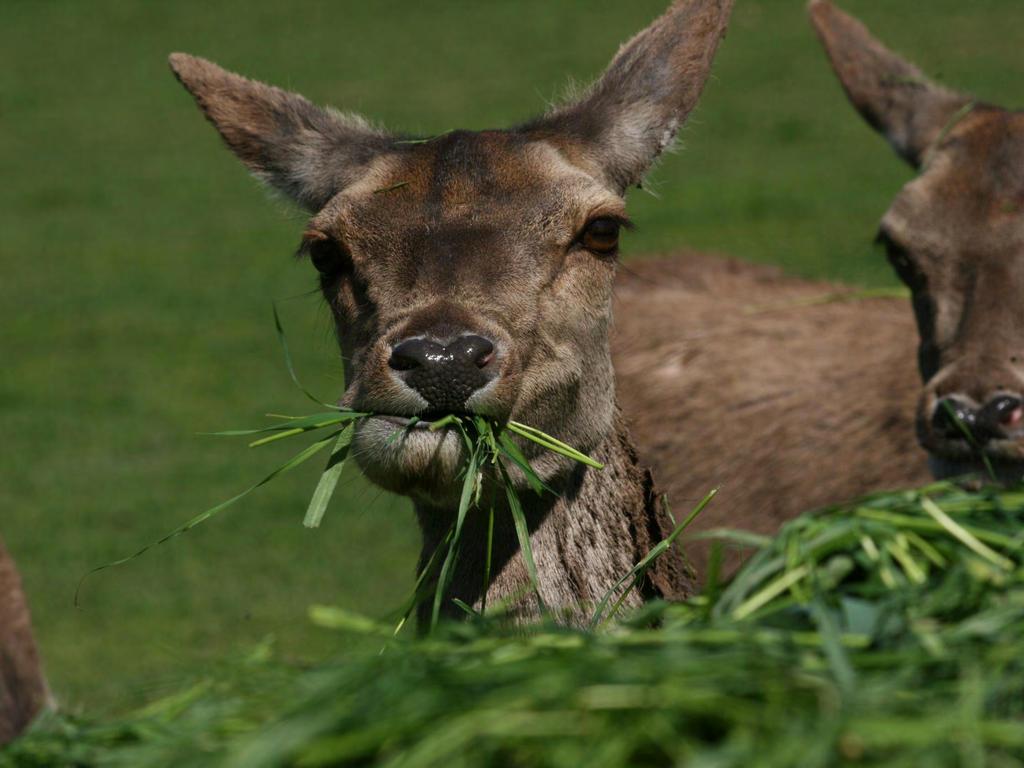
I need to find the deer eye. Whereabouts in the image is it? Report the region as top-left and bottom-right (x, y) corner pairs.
(302, 230), (349, 275)
(886, 242), (921, 287)
(580, 217), (622, 256)
(877, 230), (922, 288)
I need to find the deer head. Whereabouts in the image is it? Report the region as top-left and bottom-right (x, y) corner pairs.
(812, 1), (1024, 483)
(170, 0), (733, 510)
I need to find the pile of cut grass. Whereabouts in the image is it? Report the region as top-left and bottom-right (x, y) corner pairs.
(9, 482), (1024, 767)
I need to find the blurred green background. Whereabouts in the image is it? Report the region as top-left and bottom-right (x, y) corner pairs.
(2, 0), (1021, 713)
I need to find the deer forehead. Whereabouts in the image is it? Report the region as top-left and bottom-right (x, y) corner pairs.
(884, 113), (1024, 249)
(930, 114), (1024, 218)
(316, 133), (624, 245)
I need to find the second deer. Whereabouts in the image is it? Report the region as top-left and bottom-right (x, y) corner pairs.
(615, 0), (1024, 575)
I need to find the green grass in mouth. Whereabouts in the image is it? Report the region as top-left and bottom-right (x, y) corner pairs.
(78, 308), (611, 632)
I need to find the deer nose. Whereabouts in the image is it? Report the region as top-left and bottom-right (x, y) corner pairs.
(933, 395), (1024, 443)
(978, 395), (1024, 437)
(932, 397), (978, 440)
(388, 334), (496, 413)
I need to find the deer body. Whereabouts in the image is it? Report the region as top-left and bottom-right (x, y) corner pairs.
(614, 254), (929, 574)
(0, 539), (47, 746)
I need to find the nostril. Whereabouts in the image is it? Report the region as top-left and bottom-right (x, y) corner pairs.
(450, 335), (496, 369)
(389, 350), (418, 372)
(985, 395), (1024, 428)
(932, 397), (978, 439)
(1008, 407), (1024, 429)
(389, 338), (438, 372)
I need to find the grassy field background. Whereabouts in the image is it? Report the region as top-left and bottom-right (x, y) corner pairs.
(2, 0), (1022, 713)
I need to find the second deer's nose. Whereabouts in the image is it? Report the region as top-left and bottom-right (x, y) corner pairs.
(389, 335), (496, 412)
(979, 395), (1024, 435)
(933, 394), (1024, 443)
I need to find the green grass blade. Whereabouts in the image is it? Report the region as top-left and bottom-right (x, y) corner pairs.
(506, 421), (604, 469)
(451, 598), (479, 618)
(249, 427), (322, 448)
(428, 414), (460, 431)
(303, 424), (355, 529)
(391, 530), (452, 639)
(904, 530), (948, 568)
(247, 414), (364, 447)
(854, 508), (1018, 549)
(941, 399), (997, 482)
(273, 302), (342, 410)
(481, 503), (495, 616)
(308, 606), (389, 636)
(499, 458), (545, 613)
(741, 286), (911, 315)
(689, 529), (774, 548)
(920, 496), (1015, 571)
(204, 411), (363, 440)
(76, 431), (340, 605)
(590, 488), (717, 628)
(431, 447), (481, 630)
(732, 565), (811, 621)
(885, 537), (928, 584)
(703, 541), (724, 607)
(809, 599), (855, 694)
(474, 416), (499, 464)
(384, 417), (424, 447)
(497, 432), (549, 495)
(394, 130), (453, 145)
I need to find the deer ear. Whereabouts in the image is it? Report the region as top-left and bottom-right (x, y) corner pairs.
(169, 53), (393, 211)
(809, 1), (972, 169)
(530, 0), (735, 194)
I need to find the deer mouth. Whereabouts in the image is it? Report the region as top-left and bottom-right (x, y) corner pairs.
(927, 453), (1024, 486)
(917, 394), (1024, 479)
(357, 413), (465, 448)
(921, 429), (1024, 485)
(375, 415), (435, 430)
(349, 414), (470, 505)
(922, 429), (1024, 456)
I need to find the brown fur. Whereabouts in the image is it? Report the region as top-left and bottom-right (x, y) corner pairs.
(413, 411), (692, 625)
(170, 0), (733, 623)
(614, 255), (929, 574)
(0, 539), (47, 746)
(615, 2), (1024, 576)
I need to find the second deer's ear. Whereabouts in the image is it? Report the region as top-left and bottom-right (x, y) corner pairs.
(809, 1), (972, 169)
(530, 0), (735, 194)
(169, 54), (393, 211)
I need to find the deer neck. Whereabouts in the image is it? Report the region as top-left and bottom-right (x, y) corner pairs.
(413, 407), (693, 626)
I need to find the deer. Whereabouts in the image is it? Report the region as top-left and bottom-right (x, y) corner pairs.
(614, 0), (1024, 576)
(169, 0), (735, 624)
(0, 538), (48, 746)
